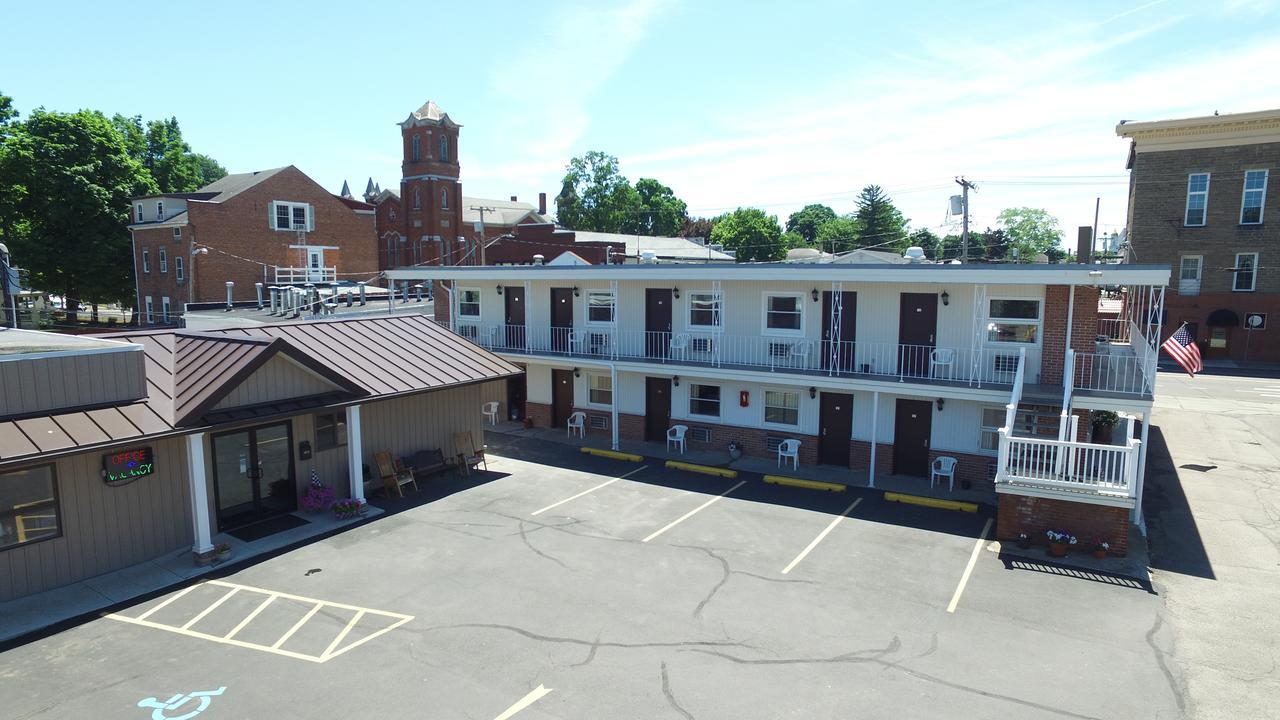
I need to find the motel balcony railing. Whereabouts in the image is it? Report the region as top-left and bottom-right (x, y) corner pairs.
(1071, 348), (1154, 396)
(456, 322), (1036, 387)
(995, 429), (1140, 500)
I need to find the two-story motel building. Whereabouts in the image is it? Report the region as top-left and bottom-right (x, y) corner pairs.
(389, 261), (1170, 551)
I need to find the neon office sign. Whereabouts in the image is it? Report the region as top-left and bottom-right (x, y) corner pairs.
(103, 447), (155, 485)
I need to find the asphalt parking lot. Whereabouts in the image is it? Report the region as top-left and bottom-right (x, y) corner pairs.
(0, 435), (1182, 720)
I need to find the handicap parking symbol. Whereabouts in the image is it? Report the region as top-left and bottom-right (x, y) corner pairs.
(137, 687), (226, 720)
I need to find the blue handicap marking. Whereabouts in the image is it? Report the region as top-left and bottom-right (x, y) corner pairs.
(137, 687), (226, 720)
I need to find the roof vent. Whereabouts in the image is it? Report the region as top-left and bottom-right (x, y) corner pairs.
(640, 250), (658, 264)
(902, 246), (926, 263)
(533, 254), (545, 265)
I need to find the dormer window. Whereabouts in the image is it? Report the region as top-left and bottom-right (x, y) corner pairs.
(439, 135), (449, 162)
(411, 134), (421, 162)
(135, 203), (143, 222)
(156, 201), (164, 219)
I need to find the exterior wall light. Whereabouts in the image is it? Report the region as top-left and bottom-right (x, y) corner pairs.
(496, 285), (503, 295)
(672, 375), (680, 386)
(941, 290), (950, 306)
(811, 288), (820, 302)
(672, 287), (680, 299)
(936, 398), (945, 411)
(809, 386), (817, 399)
(573, 367), (580, 378)
(573, 286), (580, 297)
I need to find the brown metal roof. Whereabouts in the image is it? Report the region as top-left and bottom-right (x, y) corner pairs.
(0, 315), (520, 467)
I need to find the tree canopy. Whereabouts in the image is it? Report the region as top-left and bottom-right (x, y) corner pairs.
(709, 208), (785, 262)
(853, 184), (907, 250)
(554, 151), (689, 236)
(814, 216), (861, 255)
(997, 207), (1063, 260)
(785, 203), (836, 244)
(111, 115), (226, 193)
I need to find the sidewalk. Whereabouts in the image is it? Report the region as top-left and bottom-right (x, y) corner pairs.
(990, 525), (1153, 586)
(0, 507), (382, 646)
(1159, 359), (1280, 378)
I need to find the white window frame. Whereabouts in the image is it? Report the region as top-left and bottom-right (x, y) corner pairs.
(687, 383), (722, 418)
(272, 200), (313, 231)
(1240, 169), (1268, 225)
(141, 249), (150, 274)
(1185, 173), (1210, 227)
(172, 226), (181, 240)
(979, 406), (1004, 453)
(144, 296), (154, 324)
(588, 373), (613, 407)
(457, 287), (481, 318)
(175, 256), (185, 282)
(135, 203), (143, 222)
(1178, 255), (1202, 295)
(1234, 252), (1259, 292)
(985, 297), (1043, 346)
(762, 292), (804, 336)
(585, 290), (616, 325)
(413, 188), (421, 210)
(158, 247), (168, 274)
(156, 200), (164, 219)
(161, 296), (171, 322)
(762, 388), (800, 428)
(688, 291), (722, 330)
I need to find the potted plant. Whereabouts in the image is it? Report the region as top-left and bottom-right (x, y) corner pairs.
(1045, 529), (1076, 557)
(301, 483), (335, 513)
(522, 416), (534, 429)
(214, 542), (232, 561)
(1016, 532), (1031, 550)
(1092, 538), (1110, 559)
(1092, 411), (1119, 444)
(332, 498), (367, 520)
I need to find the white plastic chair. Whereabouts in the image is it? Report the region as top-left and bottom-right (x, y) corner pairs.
(931, 456), (957, 492)
(789, 341), (812, 368)
(667, 424), (688, 453)
(777, 439), (801, 470)
(568, 329), (585, 355)
(930, 348), (955, 380)
(567, 411), (586, 438)
(670, 333), (690, 360)
(482, 401), (499, 425)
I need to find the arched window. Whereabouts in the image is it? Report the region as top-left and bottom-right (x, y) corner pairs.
(411, 134), (421, 162)
(439, 135), (449, 162)
(441, 188), (449, 209)
(413, 188), (421, 210)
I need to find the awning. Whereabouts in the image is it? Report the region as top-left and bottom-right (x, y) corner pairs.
(1206, 309), (1240, 327)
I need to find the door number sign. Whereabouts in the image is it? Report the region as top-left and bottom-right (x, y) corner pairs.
(137, 687), (225, 720)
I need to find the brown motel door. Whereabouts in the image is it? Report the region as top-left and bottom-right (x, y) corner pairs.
(898, 293), (937, 378)
(646, 288), (673, 359)
(645, 377), (672, 442)
(504, 286), (526, 349)
(551, 369), (574, 429)
(551, 287), (574, 352)
(818, 392), (853, 467)
(893, 398), (933, 477)
(822, 291), (857, 371)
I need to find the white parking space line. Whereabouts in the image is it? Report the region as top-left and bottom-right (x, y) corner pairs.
(946, 517), (994, 614)
(781, 498), (862, 574)
(272, 601), (324, 650)
(642, 481), (746, 543)
(531, 465), (649, 516)
(493, 685), (553, 720)
(321, 610), (365, 660)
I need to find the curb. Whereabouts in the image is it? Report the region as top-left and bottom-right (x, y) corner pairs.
(764, 475), (846, 492)
(665, 460), (738, 478)
(884, 491), (978, 513)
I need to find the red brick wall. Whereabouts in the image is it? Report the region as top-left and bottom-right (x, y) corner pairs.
(1165, 292), (1280, 363)
(399, 120), (462, 266)
(132, 225), (183, 322)
(996, 494), (1129, 555)
(144, 167), (379, 304)
(433, 280), (451, 325)
(928, 449), (997, 494)
(526, 401), (552, 429)
(849, 440), (893, 475)
(1042, 285), (1101, 386)
(484, 224), (624, 265)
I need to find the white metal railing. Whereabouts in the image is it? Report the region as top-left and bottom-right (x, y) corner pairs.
(1073, 348), (1151, 395)
(275, 266), (337, 284)
(458, 323), (1037, 386)
(1096, 318), (1130, 343)
(996, 431), (1140, 497)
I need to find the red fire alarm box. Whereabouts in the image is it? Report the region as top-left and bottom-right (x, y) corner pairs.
(739, 390), (750, 407)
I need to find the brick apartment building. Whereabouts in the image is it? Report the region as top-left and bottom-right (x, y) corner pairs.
(128, 165), (377, 323)
(1118, 109), (1279, 362)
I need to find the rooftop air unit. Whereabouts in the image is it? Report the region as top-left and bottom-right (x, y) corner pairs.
(902, 246), (927, 263)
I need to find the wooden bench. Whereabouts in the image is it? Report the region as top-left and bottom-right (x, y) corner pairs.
(402, 448), (452, 480)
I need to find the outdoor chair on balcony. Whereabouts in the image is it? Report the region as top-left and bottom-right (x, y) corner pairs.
(931, 456), (957, 492)
(567, 411), (586, 438)
(482, 401), (500, 425)
(930, 349), (955, 380)
(789, 341), (812, 369)
(777, 439), (801, 470)
(670, 333), (690, 360)
(667, 424), (688, 454)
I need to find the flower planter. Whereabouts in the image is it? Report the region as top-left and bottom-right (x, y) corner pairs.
(1048, 542), (1069, 558)
(1092, 549), (1108, 559)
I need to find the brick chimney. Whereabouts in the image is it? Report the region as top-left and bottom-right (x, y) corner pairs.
(538, 192), (547, 215)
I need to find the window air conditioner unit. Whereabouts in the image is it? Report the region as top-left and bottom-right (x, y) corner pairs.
(691, 337), (715, 353)
(768, 342), (791, 359)
(589, 333), (610, 354)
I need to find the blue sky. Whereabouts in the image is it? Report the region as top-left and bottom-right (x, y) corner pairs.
(4, 0), (1279, 244)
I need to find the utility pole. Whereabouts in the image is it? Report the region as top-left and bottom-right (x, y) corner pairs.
(1091, 197), (1101, 262)
(955, 177), (977, 262)
(469, 205), (496, 266)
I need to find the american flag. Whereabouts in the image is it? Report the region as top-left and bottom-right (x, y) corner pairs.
(1162, 323), (1203, 377)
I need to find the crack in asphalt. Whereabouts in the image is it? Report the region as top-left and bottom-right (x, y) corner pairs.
(571, 632), (603, 668)
(416, 622), (760, 653)
(661, 661), (696, 720)
(1145, 613), (1189, 718)
(688, 547), (730, 619)
(518, 520), (570, 570)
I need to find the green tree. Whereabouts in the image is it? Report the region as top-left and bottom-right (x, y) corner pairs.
(710, 208), (785, 262)
(0, 108), (157, 312)
(785, 203), (837, 244)
(681, 215), (718, 240)
(853, 185), (906, 250)
(624, 177), (688, 236)
(907, 228), (941, 259)
(814, 216), (862, 255)
(780, 230), (807, 251)
(112, 115), (226, 193)
(997, 207), (1063, 260)
(554, 151), (639, 233)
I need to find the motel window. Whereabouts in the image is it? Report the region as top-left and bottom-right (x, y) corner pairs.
(587, 291), (615, 323)
(764, 389), (799, 426)
(412, 134), (421, 162)
(314, 412), (347, 451)
(981, 405), (1058, 451)
(156, 201), (164, 219)
(980, 407), (1005, 451)
(1234, 253), (1258, 292)
(1185, 173), (1210, 226)
(158, 247), (168, 273)
(986, 298), (1041, 344)
(439, 135), (449, 162)
(135, 204), (143, 222)
(161, 296), (171, 322)
(141, 249), (150, 274)
(0, 464), (60, 551)
(458, 288), (481, 317)
(144, 296), (154, 324)
(689, 292), (721, 328)
(688, 384), (721, 417)
(1241, 169), (1268, 225)
(173, 226), (182, 240)
(764, 293), (802, 333)
(175, 256), (185, 282)
(589, 374), (613, 406)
